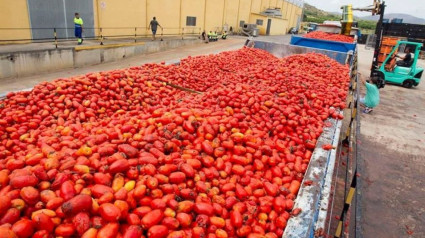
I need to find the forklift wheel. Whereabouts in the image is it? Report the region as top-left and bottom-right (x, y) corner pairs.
(402, 80), (414, 88)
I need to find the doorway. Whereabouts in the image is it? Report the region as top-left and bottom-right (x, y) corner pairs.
(27, 0), (95, 40)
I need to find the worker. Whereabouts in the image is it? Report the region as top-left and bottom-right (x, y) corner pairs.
(360, 76), (380, 114)
(208, 31), (213, 41)
(213, 31), (218, 41)
(395, 48), (413, 67)
(201, 30), (209, 43)
(221, 31), (227, 40)
(74, 13), (83, 45)
(148, 17), (162, 41)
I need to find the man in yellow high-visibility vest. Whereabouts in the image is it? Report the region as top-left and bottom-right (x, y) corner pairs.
(74, 13), (83, 45)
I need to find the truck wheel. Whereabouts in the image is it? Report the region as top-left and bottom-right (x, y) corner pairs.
(402, 80), (414, 88)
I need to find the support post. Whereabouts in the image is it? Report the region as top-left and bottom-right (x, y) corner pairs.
(100, 28), (104, 45)
(54, 28), (58, 49)
(371, 1), (386, 76)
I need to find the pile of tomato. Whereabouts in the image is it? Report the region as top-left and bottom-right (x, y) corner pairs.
(304, 31), (354, 43)
(0, 47), (349, 238)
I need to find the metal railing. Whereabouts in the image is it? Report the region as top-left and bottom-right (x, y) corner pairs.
(0, 26), (202, 48)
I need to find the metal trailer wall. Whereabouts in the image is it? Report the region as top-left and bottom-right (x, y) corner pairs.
(253, 41), (352, 64)
(252, 41), (354, 238)
(27, 0), (95, 40)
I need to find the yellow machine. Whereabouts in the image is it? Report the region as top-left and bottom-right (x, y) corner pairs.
(340, 5), (354, 35)
(340, 0), (382, 35)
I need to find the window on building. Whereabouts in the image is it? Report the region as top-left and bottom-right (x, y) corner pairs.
(256, 19), (263, 26)
(239, 20), (245, 27)
(186, 16), (196, 26)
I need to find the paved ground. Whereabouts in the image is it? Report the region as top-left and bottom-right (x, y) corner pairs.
(357, 45), (425, 238)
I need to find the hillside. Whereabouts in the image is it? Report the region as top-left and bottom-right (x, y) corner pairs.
(303, 3), (340, 22)
(361, 13), (425, 24)
(303, 3), (376, 30)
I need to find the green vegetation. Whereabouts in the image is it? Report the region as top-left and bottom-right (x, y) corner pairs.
(357, 20), (377, 31)
(303, 3), (377, 31)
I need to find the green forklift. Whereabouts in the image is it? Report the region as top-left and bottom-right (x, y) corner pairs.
(364, 1), (424, 88)
(378, 41), (423, 88)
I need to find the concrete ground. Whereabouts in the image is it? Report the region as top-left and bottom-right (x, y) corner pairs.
(357, 46), (425, 238)
(1, 35), (424, 237)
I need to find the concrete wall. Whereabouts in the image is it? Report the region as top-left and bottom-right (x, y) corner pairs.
(285, 2), (302, 28)
(0, 49), (73, 78)
(0, 38), (200, 79)
(181, 0), (205, 34)
(238, 0), (252, 26)
(223, 0), (239, 30)
(0, 0), (303, 41)
(204, 0), (225, 32)
(95, 0), (147, 37)
(0, 0), (31, 42)
(147, 0), (181, 35)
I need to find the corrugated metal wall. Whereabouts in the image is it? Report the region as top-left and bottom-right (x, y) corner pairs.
(27, 0), (95, 40)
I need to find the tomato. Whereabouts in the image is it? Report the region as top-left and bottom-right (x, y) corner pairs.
(117, 144), (138, 158)
(61, 194), (92, 215)
(194, 203), (214, 216)
(55, 223), (75, 237)
(99, 203), (121, 222)
(322, 144), (334, 150)
(81, 228), (98, 238)
(210, 216), (225, 228)
(0, 196), (11, 216)
(230, 210), (243, 228)
(161, 217), (179, 230)
(60, 180), (76, 201)
(141, 209), (163, 229)
(10, 175), (38, 189)
(73, 212), (91, 235)
(12, 218), (34, 238)
(32, 212), (55, 233)
(96, 222), (119, 238)
(147, 225), (168, 238)
(0, 226), (17, 238)
(169, 172), (186, 184)
(122, 225), (143, 238)
(176, 213), (192, 227)
(304, 31), (354, 43)
(0, 208), (20, 225)
(108, 159), (130, 174)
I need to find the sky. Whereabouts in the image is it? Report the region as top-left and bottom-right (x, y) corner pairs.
(304, 0), (425, 18)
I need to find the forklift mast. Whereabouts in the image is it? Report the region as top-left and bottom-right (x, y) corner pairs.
(339, 1), (385, 77)
(371, 1), (386, 75)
